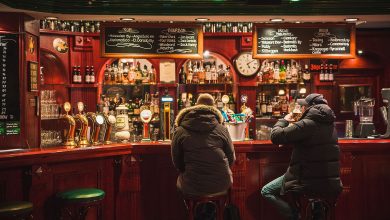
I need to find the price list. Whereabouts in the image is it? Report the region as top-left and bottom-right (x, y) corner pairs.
(0, 34), (20, 135)
(254, 24), (355, 59)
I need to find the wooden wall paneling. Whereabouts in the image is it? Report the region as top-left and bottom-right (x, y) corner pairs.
(69, 87), (97, 113)
(29, 158), (115, 220)
(0, 13), (23, 32)
(0, 168), (25, 202)
(139, 153), (186, 220)
(231, 153), (247, 219)
(115, 155), (142, 220)
(335, 152), (354, 220)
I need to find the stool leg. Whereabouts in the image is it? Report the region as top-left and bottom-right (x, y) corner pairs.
(78, 206), (90, 220)
(185, 200), (194, 220)
(216, 200), (225, 220)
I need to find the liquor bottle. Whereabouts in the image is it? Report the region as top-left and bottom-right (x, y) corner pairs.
(133, 98), (141, 117)
(85, 66), (90, 83)
(303, 64), (311, 82)
(324, 64), (329, 81)
(210, 61), (218, 84)
(149, 65), (156, 84)
(77, 66), (82, 83)
(266, 97), (273, 117)
(185, 93), (192, 108)
(329, 64), (334, 81)
(178, 97), (184, 111)
(198, 61), (205, 84)
(192, 62), (199, 84)
(291, 61), (298, 83)
(104, 64), (110, 83)
(273, 61), (280, 84)
(261, 93), (267, 116)
(319, 64), (325, 81)
(280, 96), (289, 116)
(272, 97), (281, 118)
(72, 66), (78, 83)
(217, 64), (225, 83)
(205, 64), (212, 84)
(113, 64), (119, 84)
(135, 62), (142, 84)
(225, 66), (233, 84)
(122, 63), (129, 84)
(186, 61), (193, 84)
(179, 67), (185, 84)
(128, 62), (136, 84)
(228, 93), (235, 112)
(90, 66), (95, 83)
(143, 65), (150, 84)
(127, 99), (134, 118)
(256, 93), (262, 117)
(286, 61), (292, 83)
(110, 64), (116, 84)
(278, 60), (286, 84)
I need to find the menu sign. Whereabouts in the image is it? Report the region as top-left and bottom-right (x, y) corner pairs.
(253, 23), (355, 59)
(101, 23), (203, 59)
(0, 33), (20, 135)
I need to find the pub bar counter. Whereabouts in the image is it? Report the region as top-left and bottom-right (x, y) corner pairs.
(1, 1), (390, 220)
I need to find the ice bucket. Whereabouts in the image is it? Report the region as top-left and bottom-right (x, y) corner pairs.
(225, 122), (247, 141)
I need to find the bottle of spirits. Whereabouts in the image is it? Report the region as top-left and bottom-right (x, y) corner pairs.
(290, 61), (298, 83)
(72, 66), (78, 84)
(192, 62), (199, 84)
(225, 66), (233, 84)
(266, 97), (273, 117)
(272, 96), (281, 118)
(85, 66), (91, 83)
(273, 61), (280, 84)
(149, 65), (156, 84)
(128, 62), (136, 84)
(135, 62), (142, 84)
(211, 61), (218, 84)
(186, 61), (193, 84)
(256, 93), (262, 117)
(319, 63), (325, 81)
(104, 64), (110, 83)
(90, 66), (95, 83)
(216, 92), (223, 110)
(329, 64), (334, 81)
(286, 61), (292, 83)
(228, 93), (235, 112)
(142, 65), (150, 84)
(110, 64), (116, 84)
(278, 60), (286, 84)
(179, 67), (185, 84)
(261, 93), (267, 116)
(303, 64), (311, 82)
(205, 64), (212, 84)
(280, 96), (289, 116)
(217, 64), (225, 83)
(198, 61), (205, 84)
(324, 63), (329, 81)
(122, 63), (129, 84)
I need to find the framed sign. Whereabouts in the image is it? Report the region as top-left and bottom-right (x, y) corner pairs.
(28, 61), (38, 92)
(253, 23), (356, 59)
(101, 22), (203, 59)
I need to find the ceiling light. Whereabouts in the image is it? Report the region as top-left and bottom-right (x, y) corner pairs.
(203, 50), (210, 57)
(270, 18), (284, 22)
(295, 21), (301, 24)
(357, 50), (363, 55)
(345, 18), (359, 22)
(195, 18), (209, 22)
(120, 18), (135, 21)
(45, 16), (58, 20)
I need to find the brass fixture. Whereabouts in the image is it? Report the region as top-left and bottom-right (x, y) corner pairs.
(61, 102), (77, 148)
(74, 102), (89, 147)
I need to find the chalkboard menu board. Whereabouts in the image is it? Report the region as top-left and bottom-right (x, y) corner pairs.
(101, 23), (203, 59)
(0, 34), (20, 135)
(253, 23), (355, 59)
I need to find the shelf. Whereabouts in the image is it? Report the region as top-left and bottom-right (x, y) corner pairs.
(157, 83), (177, 88)
(257, 82), (301, 86)
(41, 118), (61, 121)
(103, 83), (157, 87)
(203, 32), (252, 37)
(178, 83), (235, 86)
(40, 29), (99, 37)
(67, 83), (99, 88)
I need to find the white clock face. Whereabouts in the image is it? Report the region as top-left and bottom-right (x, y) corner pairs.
(234, 52), (260, 77)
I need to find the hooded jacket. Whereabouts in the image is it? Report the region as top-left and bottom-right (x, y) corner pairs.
(270, 104), (343, 196)
(171, 105), (235, 196)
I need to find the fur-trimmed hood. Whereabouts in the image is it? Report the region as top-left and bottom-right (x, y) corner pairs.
(175, 105), (224, 132)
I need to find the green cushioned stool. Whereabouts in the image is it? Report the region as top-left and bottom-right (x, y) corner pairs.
(56, 188), (105, 220)
(0, 201), (33, 220)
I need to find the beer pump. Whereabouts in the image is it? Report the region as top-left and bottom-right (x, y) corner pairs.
(160, 88), (174, 141)
(103, 114), (116, 144)
(74, 102), (89, 147)
(380, 88), (390, 138)
(86, 112), (105, 145)
(61, 102), (76, 148)
(140, 109), (152, 141)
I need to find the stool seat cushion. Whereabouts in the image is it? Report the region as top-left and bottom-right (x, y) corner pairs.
(56, 188), (105, 203)
(0, 201), (33, 216)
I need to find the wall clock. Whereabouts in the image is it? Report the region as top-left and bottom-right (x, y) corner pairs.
(233, 51), (260, 77)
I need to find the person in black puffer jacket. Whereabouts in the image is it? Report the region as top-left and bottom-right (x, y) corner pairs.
(261, 93), (343, 220)
(171, 93), (236, 197)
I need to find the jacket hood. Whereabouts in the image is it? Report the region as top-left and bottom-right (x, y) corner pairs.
(175, 105), (224, 132)
(302, 104), (335, 124)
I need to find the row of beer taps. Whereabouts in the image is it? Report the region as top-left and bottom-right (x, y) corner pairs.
(61, 101), (116, 148)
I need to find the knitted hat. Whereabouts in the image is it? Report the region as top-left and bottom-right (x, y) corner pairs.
(196, 93), (215, 106)
(297, 93), (328, 106)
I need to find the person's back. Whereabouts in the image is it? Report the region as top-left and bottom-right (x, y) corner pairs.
(171, 93), (235, 196)
(261, 93), (342, 220)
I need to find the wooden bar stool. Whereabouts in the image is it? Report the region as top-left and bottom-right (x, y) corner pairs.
(0, 201), (33, 220)
(291, 193), (337, 220)
(183, 192), (228, 220)
(56, 188), (105, 220)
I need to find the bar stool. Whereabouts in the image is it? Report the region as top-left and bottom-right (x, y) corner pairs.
(183, 192), (228, 220)
(291, 193), (338, 220)
(0, 201), (33, 220)
(56, 188), (105, 220)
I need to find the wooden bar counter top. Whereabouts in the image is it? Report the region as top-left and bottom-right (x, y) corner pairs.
(0, 139), (389, 220)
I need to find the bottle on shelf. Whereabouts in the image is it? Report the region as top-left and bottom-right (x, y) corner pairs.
(104, 64), (110, 83)
(85, 66), (90, 83)
(186, 60), (193, 84)
(179, 66), (186, 84)
(260, 93), (267, 117)
(122, 63), (129, 84)
(266, 96), (273, 117)
(205, 64), (212, 84)
(285, 61), (292, 83)
(72, 66), (78, 83)
(216, 92), (223, 110)
(225, 65), (233, 84)
(77, 66), (82, 83)
(319, 63), (325, 81)
(329, 63), (334, 81)
(110, 64), (116, 84)
(217, 64), (225, 83)
(303, 64), (311, 82)
(210, 61), (218, 84)
(324, 63), (329, 81)
(291, 61), (298, 83)
(128, 62), (136, 84)
(278, 60), (285, 84)
(142, 64), (150, 84)
(149, 65), (156, 84)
